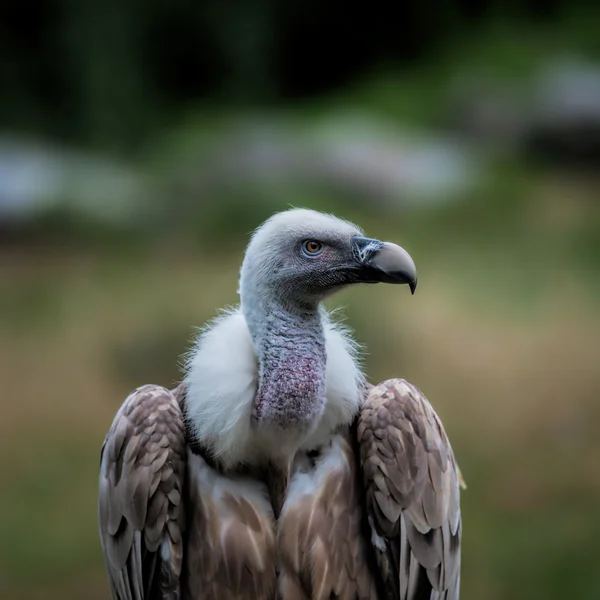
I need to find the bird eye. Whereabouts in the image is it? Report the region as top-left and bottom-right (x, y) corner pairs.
(302, 240), (323, 256)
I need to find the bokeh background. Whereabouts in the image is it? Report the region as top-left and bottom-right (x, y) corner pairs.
(1, 2), (600, 599)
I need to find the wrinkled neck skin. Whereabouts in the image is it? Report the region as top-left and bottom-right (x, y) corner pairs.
(242, 284), (327, 441)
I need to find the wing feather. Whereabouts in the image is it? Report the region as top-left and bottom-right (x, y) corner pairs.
(358, 379), (463, 600)
(99, 384), (187, 600)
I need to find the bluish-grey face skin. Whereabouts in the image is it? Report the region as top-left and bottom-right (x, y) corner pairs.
(238, 211), (418, 435)
(261, 232), (417, 307)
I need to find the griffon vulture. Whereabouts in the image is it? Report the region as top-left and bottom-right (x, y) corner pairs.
(98, 208), (464, 600)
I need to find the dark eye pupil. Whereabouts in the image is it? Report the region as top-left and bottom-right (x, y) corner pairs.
(306, 241), (320, 253)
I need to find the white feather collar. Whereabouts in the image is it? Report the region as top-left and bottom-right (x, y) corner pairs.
(183, 307), (364, 469)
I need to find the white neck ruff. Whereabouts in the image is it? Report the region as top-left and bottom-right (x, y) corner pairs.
(183, 307), (364, 469)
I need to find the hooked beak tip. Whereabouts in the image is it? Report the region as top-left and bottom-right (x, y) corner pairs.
(351, 236), (418, 292)
(372, 241), (418, 290)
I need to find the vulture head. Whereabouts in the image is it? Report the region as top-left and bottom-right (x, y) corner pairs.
(239, 208), (417, 312)
(186, 208), (418, 467)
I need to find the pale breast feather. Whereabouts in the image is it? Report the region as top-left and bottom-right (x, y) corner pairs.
(278, 433), (379, 600)
(182, 450), (278, 600)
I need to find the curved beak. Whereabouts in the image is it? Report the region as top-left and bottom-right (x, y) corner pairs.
(352, 236), (418, 294)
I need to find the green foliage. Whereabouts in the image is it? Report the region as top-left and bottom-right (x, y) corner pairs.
(2, 8), (600, 600)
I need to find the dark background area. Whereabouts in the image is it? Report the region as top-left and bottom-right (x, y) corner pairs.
(1, 2), (595, 150)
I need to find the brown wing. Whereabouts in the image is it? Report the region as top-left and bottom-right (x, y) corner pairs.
(98, 384), (187, 600)
(357, 379), (463, 600)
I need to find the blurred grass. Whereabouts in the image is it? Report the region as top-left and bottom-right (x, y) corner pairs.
(2, 13), (600, 596)
(0, 163), (599, 599)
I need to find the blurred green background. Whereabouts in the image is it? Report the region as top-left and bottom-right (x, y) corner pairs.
(1, 2), (599, 599)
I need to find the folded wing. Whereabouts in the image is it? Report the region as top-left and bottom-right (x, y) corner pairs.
(98, 385), (187, 600)
(358, 379), (463, 600)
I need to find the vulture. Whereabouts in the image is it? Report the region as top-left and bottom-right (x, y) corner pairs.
(98, 208), (464, 600)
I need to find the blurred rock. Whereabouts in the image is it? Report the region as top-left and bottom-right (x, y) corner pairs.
(446, 58), (600, 167)
(0, 136), (149, 226)
(164, 114), (480, 212)
(309, 115), (479, 206)
(445, 76), (528, 152)
(527, 59), (600, 166)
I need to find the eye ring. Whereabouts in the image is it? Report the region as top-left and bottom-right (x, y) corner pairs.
(302, 240), (323, 257)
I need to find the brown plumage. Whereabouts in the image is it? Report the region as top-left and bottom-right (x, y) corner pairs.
(99, 379), (463, 600)
(182, 450), (277, 600)
(278, 433), (378, 600)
